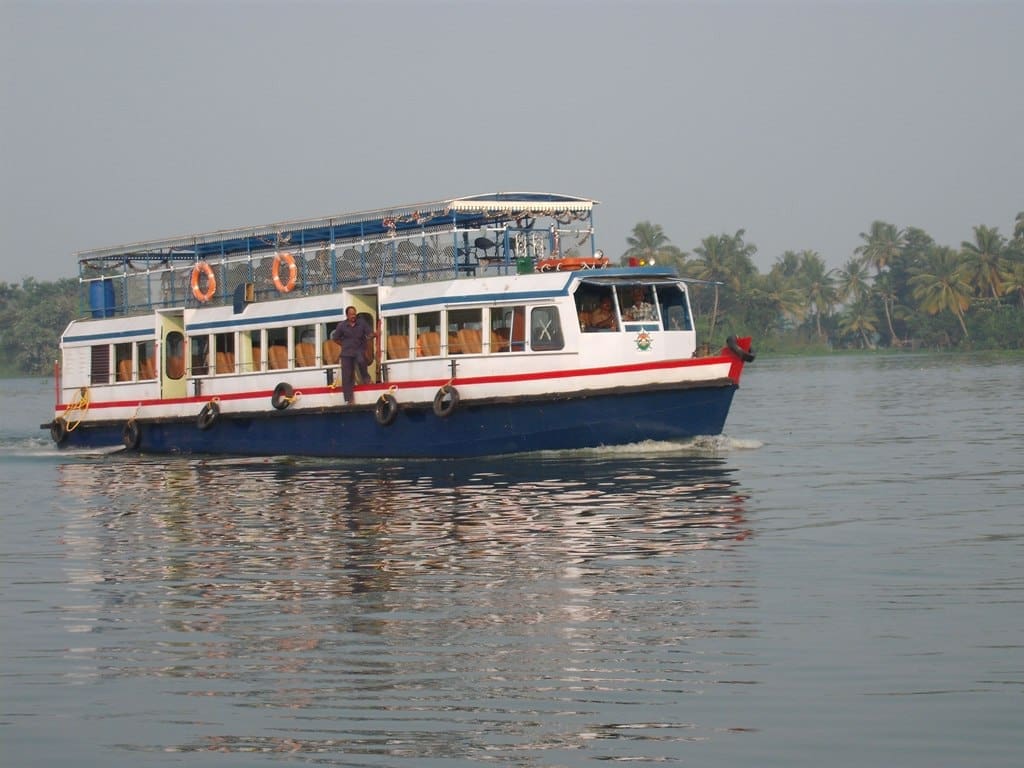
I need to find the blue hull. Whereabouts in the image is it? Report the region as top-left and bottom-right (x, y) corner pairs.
(55, 385), (738, 458)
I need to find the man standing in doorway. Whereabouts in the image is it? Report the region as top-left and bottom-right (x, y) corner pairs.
(330, 305), (374, 404)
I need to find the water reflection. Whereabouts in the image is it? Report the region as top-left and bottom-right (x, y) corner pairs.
(54, 452), (756, 764)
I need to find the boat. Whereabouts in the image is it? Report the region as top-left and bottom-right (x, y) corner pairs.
(42, 192), (755, 458)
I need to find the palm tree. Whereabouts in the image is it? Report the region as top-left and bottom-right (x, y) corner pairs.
(837, 296), (879, 349)
(909, 246), (974, 338)
(623, 222), (685, 268)
(796, 251), (838, 341)
(960, 225), (1006, 299)
(835, 257), (872, 305)
(754, 268), (806, 329)
(855, 221), (905, 343)
(689, 229), (757, 339)
(855, 220), (905, 276)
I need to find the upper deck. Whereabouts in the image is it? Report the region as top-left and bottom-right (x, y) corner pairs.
(77, 192), (601, 319)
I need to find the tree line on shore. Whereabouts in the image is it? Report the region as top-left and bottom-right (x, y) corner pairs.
(2, 212), (1022, 376)
(622, 212), (1024, 354)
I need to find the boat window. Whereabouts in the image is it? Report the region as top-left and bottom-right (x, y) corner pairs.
(267, 327), (289, 370)
(448, 308), (482, 354)
(491, 305), (525, 353)
(90, 345), (111, 385)
(531, 306), (564, 350)
(137, 340), (156, 380)
(577, 289), (620, 332)
(189, 334), (210, 376)
(238, 330), (261, 373)
(384, 316), (411, 360)
(295, 324), (317, 368)
(321, 323), (341, 365)
(165, 331), (185, 379)
(215, 332), (235, 374)
(415, 311), (441, 357)
(114, 342), (133, 382)
(618, 284), (661, 330)
(659, 284), (693, 331)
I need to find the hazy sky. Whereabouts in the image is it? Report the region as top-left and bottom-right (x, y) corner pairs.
(2, 0), (1021, 282)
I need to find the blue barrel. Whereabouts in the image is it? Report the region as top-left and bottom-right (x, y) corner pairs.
(89, 279), (116, 318)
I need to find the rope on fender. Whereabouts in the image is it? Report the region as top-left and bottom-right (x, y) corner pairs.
(64, 387), (90, 432)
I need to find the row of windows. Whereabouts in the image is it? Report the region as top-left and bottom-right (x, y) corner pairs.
(383, 304), (564, 360)
(91, 284), (692, 383)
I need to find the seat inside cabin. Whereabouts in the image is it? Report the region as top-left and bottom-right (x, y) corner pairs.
(268, 345), (289, 370)
(323, 340), (341, 365)
(386, 335), (410, 359)
(458, 328), (483, 354)
(216, 352), (235, 374)
(140, 358), (156, 380)
(416, 331), (441, 357)
(295, 342), (317, 368)
(116, 359), (133, 381)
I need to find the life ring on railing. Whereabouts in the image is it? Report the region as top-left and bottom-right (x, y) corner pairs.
(375, 393), (399, 426)
(536, 256), (610, 272)
(50, 417), (68, 445)
(726, 335), (756, 362)
(432, 385), (459, 418)
(191, 262), (217, 302)
(271, 382), (295, 410)
(196, 400), (220, 430)
(122, 420), (141, 450)
(272, 252), (298, 293)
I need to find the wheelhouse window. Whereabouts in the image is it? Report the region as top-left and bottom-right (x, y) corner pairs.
(659, 284), (693, 331)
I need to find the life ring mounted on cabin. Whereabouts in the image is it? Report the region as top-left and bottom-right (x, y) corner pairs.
(191, 262), (217, 303)
(272, 252), (298, 293)
(536, 256), (610, 272)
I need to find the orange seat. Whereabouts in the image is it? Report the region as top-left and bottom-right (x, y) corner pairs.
(416, 331), (440, 357)
(322, 340), (341, 365)
(458, 328), (483, 354)
(116, 359), (133, 381)
(140, 358), (156, 380)
(216, 352), (235, 374)
(295, 342), (317, 368)
(386, 335), (410, 359)
(268, 345), (288, 370)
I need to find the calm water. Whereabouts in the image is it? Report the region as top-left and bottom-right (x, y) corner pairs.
(2, 355), (1022, 767)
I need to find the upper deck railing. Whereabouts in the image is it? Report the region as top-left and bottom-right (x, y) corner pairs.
(76, 193), (599, 319)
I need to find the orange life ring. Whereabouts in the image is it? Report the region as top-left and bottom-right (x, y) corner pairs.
(272, 252), (298, 293)
(536, 256), (610, 272)
(191, 262), (217, 302)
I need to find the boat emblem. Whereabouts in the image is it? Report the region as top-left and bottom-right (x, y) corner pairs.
(635, 331), (653, 351)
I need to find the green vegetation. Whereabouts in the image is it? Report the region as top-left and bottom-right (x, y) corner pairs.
(3, 212), (1022, 376)
(623, 213), (1024, 352)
